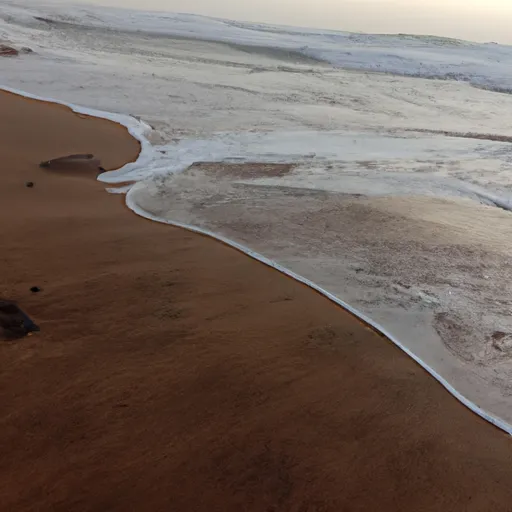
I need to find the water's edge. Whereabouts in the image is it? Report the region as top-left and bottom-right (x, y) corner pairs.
(4, 83), (511, 436)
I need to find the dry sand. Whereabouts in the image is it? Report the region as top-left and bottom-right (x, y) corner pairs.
(2, 90), (512, 511)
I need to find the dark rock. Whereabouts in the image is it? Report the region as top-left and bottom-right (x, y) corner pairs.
(25, 181), (34, 188)
(0, 300), (40, 341)
(30, 286), (42, 293)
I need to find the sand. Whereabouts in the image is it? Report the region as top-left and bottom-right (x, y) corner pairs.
(2, 90), (512, 511)
(133, 161), (512, 423)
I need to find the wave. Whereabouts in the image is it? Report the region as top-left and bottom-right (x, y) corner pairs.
(3, 1), (512, 93)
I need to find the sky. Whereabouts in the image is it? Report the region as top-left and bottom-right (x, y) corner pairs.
(69, 0), (512, 43)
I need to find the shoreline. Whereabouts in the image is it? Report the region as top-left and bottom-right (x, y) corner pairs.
(3, 89), (512, 510)
(3, 84), (509, 435)
(0, 85), (152, 184)
(127, 180), (512, 436)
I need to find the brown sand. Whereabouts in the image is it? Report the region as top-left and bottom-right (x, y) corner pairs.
(1, 90), (512, 512)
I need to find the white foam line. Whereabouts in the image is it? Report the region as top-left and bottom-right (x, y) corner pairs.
(4, 84), (512, 436)
(126, 182), (512, 436)
(105, 184), (134, 195)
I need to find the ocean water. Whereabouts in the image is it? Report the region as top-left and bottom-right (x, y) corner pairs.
(3, 0), (512, 428)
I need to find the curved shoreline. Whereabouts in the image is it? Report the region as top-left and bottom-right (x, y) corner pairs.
(5, 87), (512, 511)
(126, 185), (512, 436)
(0, 85), (154, 183)
(2, 83), (509, 436)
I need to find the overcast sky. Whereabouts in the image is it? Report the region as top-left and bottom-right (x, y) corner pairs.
(73, 0), (512, 43)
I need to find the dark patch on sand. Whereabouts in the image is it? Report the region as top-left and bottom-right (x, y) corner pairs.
(40, 153), (104, 177)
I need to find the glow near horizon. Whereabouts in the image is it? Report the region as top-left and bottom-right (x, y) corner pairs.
(68, 0), (512, 43)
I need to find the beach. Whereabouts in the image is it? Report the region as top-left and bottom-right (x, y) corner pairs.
(4, 2), (512, 423)
(3, 2), (512, 509)
(133, 159), (512, 424)
(3, 90), (512, 511)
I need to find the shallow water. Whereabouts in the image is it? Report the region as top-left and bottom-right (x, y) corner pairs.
(3, 1), (512, 424)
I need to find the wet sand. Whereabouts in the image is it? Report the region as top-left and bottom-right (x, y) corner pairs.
(2, 90), (512, 511)
(133, 161), (512, 423)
